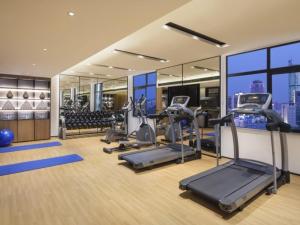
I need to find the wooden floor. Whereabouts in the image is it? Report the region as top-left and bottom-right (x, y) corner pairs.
(0, 136), (300, 225)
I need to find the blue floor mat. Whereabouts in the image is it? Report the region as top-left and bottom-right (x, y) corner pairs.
(0, 154), (83, 176)
(204, 132), (215, 137)
(0, 141), (62, 153)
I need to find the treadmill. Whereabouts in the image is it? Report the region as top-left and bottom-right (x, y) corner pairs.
(118, 96), (202, 169)
(179, 93), (291, 213)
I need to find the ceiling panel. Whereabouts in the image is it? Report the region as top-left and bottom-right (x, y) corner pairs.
(0, 0), (189, 77)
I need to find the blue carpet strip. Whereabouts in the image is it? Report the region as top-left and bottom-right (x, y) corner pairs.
(0, 141), (62, 153)
(0, 154), (83, 176)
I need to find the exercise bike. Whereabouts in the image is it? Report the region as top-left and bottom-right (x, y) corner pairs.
(103, 95), (155, 154)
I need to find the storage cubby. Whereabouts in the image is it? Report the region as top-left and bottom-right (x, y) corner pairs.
(0, 75), (51, 142)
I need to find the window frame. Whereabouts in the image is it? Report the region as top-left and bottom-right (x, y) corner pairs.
(226, 40), (300, 132)
(133, 72), (157, 116)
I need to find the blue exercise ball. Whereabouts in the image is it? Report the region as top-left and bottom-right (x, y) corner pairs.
(0, 129), (14, 147)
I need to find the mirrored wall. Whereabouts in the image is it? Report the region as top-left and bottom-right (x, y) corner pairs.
(157, 56), (220, 112)
(102, 77), (128, 112)
(59, 74), (128, 136)
(156, 56), (220, 155)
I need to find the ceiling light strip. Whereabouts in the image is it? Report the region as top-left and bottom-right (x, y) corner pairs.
(158, 75), (219, 87)
(159, 73), (180, 77)
(191, 66), (218, 72)
(94, 64), (133, 71)
(164, 22), (228, 47)
(114, 49), (169, 63)
(60, 73), (111, 79)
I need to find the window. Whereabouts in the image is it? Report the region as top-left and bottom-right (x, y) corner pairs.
(272, 73), (300, 130)
(133, 74), (146, 87)
(227, 49), (267, 74)
(133, 72), (157, 115)
(227, 41), (300, 132)
(271, 42), (300, 68)
(227, 73), (267, 111)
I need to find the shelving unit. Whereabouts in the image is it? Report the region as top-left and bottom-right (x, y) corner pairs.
(0, 75), (51, 142)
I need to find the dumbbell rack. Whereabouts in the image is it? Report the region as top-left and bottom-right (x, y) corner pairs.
(59, 111), (119, 139)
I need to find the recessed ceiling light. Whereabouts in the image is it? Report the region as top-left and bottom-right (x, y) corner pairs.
(204, 68), (208, 71)
(89, 72), (94, 75)
(43, 48), (47, 51)
(169, 75), (173, 77)
(32, 64), (36, 66)
(192, 35), (199, 40)
(106, 74), (111, 77)
(128, 69), (135, 71)
(68, 11), (75, 16)
(114, 49), (167, 63)
(191, 66), (195, 69)
(216, 44), (230, 48)
(162, 24), (170, 30)
(108, 66), (113, 69)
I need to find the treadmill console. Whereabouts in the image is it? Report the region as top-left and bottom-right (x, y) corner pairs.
(170, 96), (190, 107)
(237, 93), (271, 111)
(167, 96), (191, 116)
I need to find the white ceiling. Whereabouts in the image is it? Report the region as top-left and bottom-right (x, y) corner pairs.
(0, 0), (189, 77)
(65, 0), (300, 80)
(1, 0), (300, 79)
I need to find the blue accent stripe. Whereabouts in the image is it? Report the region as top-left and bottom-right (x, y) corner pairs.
(0, 154), (83, 176)
(0, 141), (62, 153)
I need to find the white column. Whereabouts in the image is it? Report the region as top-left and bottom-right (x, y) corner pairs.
(90, 83), (95, 111)
(51, 75), (60, 136)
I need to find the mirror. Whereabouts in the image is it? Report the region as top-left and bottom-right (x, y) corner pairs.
(102, 77), (128, 111)
(157, 65), (183, 112)
(59, 75), (80, 113)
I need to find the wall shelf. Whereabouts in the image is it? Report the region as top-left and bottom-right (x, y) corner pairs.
(0, 76), (51, 142)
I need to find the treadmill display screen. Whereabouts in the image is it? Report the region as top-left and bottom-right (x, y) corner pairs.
(239, 94), (269, 105)
(173, 96), (188, 105)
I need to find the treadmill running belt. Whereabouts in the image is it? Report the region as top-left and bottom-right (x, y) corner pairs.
(187, 165), (264, 202)
(122, 147), (193, 164)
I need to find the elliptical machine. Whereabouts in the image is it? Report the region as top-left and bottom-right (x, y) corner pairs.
(103, 95), (155, 154)
(101, 102), (130, 144)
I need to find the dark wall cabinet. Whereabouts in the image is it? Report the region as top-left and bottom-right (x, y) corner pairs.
(18, 120), (35, 142)
(35, 119), (50, 140)
(0, 75), (51, 142)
